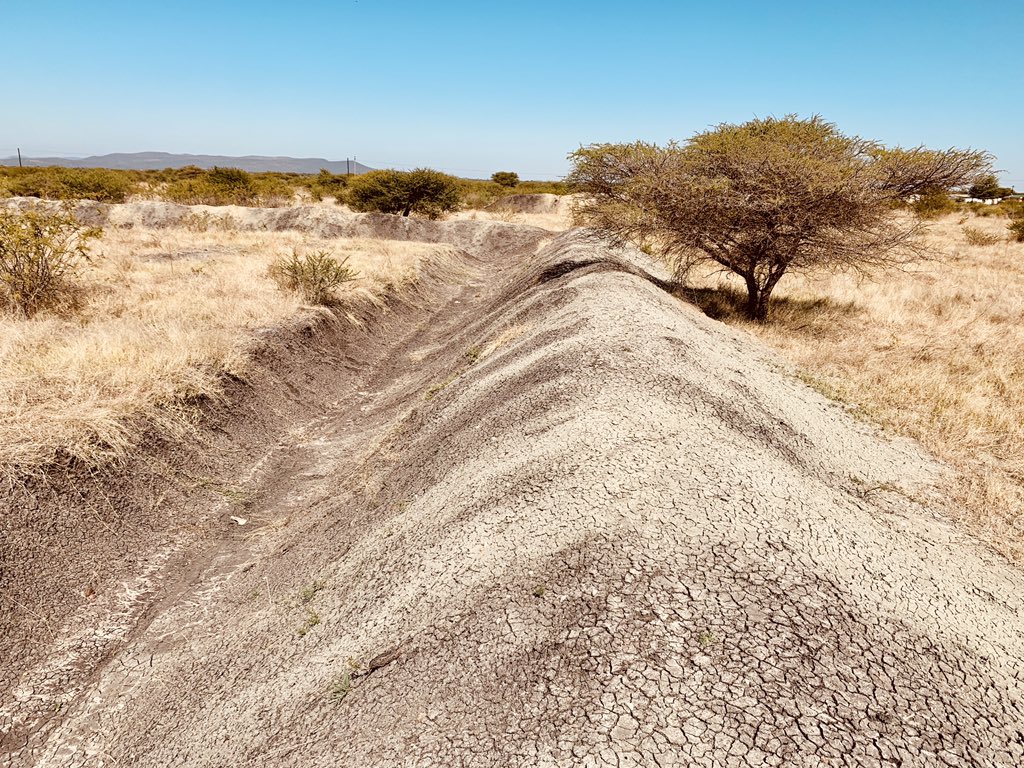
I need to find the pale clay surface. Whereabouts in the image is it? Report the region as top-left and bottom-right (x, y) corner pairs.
(4, 222), (1024, 767)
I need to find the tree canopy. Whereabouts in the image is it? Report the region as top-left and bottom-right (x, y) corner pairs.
(567, 116), (991, 321)
(491, 171), (520, 188)
(968, 174), (1012, 200)
(347, 168), (461, 219)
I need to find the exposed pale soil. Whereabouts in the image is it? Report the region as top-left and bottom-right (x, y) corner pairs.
(2, 211), (1023, 766)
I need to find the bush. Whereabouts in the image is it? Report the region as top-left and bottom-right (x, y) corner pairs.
(250, 175), (297, 207)
(164, 166), (254, 205)
(306, 169), (348, 202)
(1009, 212), (1024, 243)
(911, 189), (958, 219)
(269, 250), (358, 305)
(491, 171), (520, 188)
(965, 199), (1023, 218)
(1, 167), (136, 203)
(962, 226), (1002, 246)
(162, 167), (297, 207)
(0, 207), (100, 316)
(346, 168), (461, 218)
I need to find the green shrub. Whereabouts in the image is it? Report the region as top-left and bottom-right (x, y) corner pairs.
(491, 171), (520, 187)
(0, 167), (136, 202)
(346, 168), (461, 218)
(911, 189), (958, 219)
(164, 166), (254, 205)
(250, 175), (296, 206)
(161, 167), (297, 206)
(965, 199), (1023, 218)
(306, 169), (348, 202)
(269, 250), (358, 304)
(0, 207), (100, 316)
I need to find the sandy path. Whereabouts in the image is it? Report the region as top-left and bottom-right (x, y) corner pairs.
(8, 230), (1024, 767)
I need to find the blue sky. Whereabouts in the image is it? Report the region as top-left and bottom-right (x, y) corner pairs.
(3, 1), (1021, 185)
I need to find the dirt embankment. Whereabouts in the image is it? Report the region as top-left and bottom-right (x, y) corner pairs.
(0, 210), (549, 761)
(3, 224), (1024, 767)
(486, 192), (574, 215)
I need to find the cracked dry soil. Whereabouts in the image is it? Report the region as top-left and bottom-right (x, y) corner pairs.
(5, 227), (1024, 767)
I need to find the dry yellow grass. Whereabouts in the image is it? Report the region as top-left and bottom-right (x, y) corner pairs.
(0, 220), (454, 475)
(681, 214), (1024, 561)
(451, 195), (574, 232)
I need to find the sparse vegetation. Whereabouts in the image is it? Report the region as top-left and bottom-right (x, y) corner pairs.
(0, 220), (452, 475)
(347, 168), (462, 218)
(164, 166), (295, 206)
(297, 609), (320, 637)
(0, 206), (100, 317)
(329, 671), (353, 702)
(1009, 209), (1024, 242)
(299, 580), (326, 605)
(689, 214), (1024, 561)
(568, 115), (991, 321)
(457, 177), (567, 209)
(424, 374), (459, 400)
(269, 249), (359, 305)
(962, 226), (1002, 246)
(0, 164), (570, 218)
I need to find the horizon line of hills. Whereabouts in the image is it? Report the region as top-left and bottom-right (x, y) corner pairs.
(0, 152), (375, 175)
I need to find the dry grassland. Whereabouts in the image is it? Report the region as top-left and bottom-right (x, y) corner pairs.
(0, 222), (453, 475)
(681, 214), (1024, 561)
(453, 208), (573, 232)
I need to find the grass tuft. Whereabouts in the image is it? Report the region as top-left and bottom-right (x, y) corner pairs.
(269, 249), (358, 305)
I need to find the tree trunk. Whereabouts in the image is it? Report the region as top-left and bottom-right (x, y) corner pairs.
(402, 203), (412, 217)
(743, 276), (760, 321)
(743, 275), (773, 322)
(752, 289), (772, 322)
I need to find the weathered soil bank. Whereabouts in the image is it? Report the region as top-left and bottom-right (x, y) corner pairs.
(3, 223), (1023, 767)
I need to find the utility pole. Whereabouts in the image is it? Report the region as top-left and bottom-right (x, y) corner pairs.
(17, 148), (22, 167)
(346, 157), (351, 177)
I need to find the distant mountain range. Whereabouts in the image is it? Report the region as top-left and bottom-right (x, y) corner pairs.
(0, 152), (374, 175)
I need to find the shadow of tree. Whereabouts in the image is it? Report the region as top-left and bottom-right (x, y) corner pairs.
(675, 285), (861, 332)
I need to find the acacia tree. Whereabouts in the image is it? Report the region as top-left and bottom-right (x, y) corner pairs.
(567, 116), (991, 321)
(967, 174), (1011, 201)
(347, 168), (461, 219)
(491, 171), (520, 187)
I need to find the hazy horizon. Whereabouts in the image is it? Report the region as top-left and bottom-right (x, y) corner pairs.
(3, 0), (1021, 186)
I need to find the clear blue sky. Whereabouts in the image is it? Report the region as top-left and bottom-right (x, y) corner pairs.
(3, 0), (1021, 185)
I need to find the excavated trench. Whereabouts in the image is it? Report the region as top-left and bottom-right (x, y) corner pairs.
(2, 220), (1024, 767)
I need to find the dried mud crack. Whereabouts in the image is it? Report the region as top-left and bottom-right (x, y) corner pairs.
(3, 226), (1024, 767)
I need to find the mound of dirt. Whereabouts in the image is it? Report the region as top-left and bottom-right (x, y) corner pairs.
(1, 198), (555, 260)
(9, 230), (1023, 767)
(486, 192), (574, 215)
(0, 214), (548, 761)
